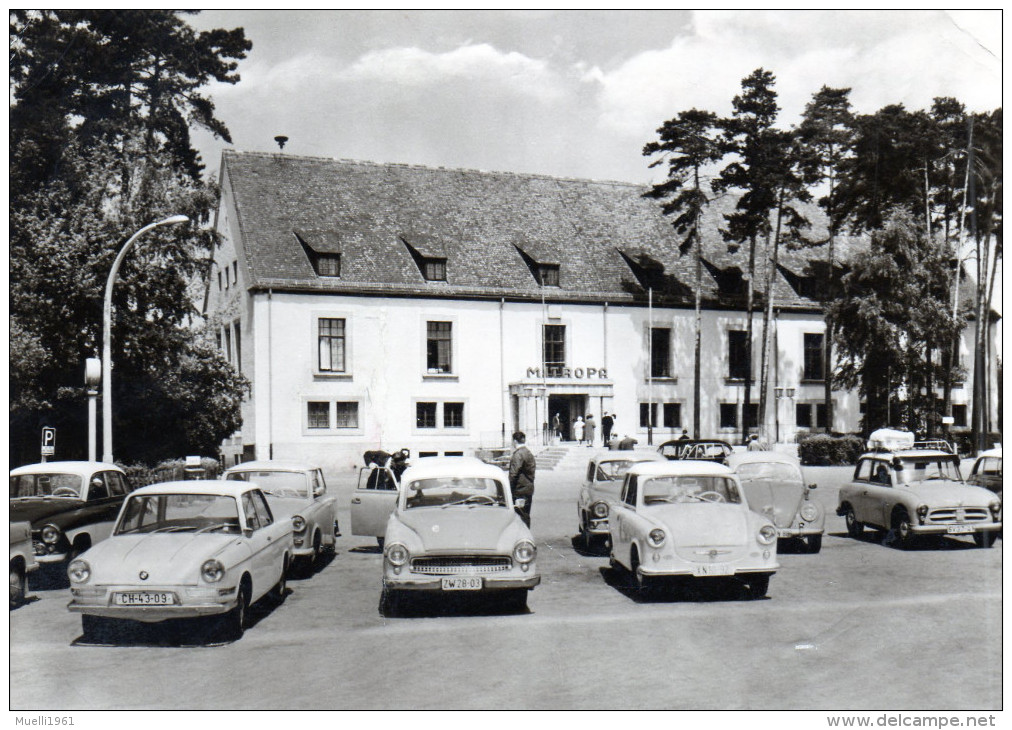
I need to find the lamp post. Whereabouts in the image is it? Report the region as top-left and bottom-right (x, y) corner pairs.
(774, 387), (795, 444)
(102, 215), (189, 463)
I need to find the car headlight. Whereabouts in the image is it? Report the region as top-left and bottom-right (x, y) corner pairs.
(591, 501), (609, 519)
(800, 502), (819, 522)
(68, 559), (90, 583)
(989, 502), (1001, 517)
(647, 528), (666, 547)
(201, 559), (225, 583)
(41, 525), (62, 544)
(758, 524), (777, 545)
(916, 504), (929, 522)
(513, 540), (536, 564)
(292, 515), (307, 533)
(386, 542), (409, 567)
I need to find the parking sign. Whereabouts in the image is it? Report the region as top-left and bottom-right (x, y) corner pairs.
(41, 426), (56, 457)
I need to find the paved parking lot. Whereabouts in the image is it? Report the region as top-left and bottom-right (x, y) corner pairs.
(9, 458), (1002, 710)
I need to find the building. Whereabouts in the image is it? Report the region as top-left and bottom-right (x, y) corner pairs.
(205, 151), (983, 472)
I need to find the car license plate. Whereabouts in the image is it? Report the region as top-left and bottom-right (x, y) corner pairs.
(692, 564), (735, 577)
(115, 591), (175, 606)
(441, 577), (483, 591)
(946, 525), (973, 534)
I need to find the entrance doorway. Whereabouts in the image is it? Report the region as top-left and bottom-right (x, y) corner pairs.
(548, 395), (586, 442)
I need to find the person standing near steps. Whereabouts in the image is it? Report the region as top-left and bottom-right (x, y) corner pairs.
(509, 431), (536, 527)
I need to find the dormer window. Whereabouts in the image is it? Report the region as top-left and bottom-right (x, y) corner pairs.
(538, 264), (560, 287)
(294, 229), (343, 279)
(514, 240), (561, 288)
(423, 258), (447, 282)
(316, 253), (341, 277)
(401, 234), (448, 283)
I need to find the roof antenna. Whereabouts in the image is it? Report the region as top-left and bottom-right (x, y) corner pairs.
(274, 135), (289, 150)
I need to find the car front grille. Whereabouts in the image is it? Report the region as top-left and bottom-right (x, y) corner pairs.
(410, 556), (512, 575)
(927, 507), (990, 523)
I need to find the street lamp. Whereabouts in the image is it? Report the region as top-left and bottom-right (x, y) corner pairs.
(774, 387), (796, 444)
(102, 215), (189, 463)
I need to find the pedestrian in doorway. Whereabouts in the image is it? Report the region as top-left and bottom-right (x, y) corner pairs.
(601, 412), (614, 444)
(585, 414), (596, 447)
(509, 431), (536, 527)
(552, 412), (562, 443)
(573, 416), (585, 445)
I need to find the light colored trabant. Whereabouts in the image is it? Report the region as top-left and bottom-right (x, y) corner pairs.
(967, 448), (1002, 501)
(837, 444), (1002, 548)
(608, 461), (778, 598)
(224, 461), (339, 572)
(350, 464), (400, 549)
(67, 480), (293, 641)
(9, 461), (131, 569)
(727, 451), (825, 553)
(577, 451), (665, 551)
(382, 457), (540, 612)
(10, 521), (39, 608)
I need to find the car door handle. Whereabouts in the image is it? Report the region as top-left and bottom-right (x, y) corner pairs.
(351, 497), (361, 505)
(862, 490), (869, 496)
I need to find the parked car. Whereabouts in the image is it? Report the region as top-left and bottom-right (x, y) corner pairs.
(837, 440), (1002, 548)
(381, 457), (540, 612)
(577, 451), (665, 551)
(608, 460), (778, 599)
(350, 464), (400, 548)
(9, 461), (132, 571)
(657, 439), (734, 464)
(67, 480), (293, 642)
(967, 448), (1002, 501)
(10, 521), (39, 608)
(224, 461), (339, 572)
(727, 451), (825, 553)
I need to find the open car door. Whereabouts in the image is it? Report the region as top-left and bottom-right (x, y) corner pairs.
(350, 466), (399, 546)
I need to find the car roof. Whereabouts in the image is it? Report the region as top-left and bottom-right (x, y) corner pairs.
(128, 480), (257, 498)
(9, 461), (123, 476)
(224, 460), (317, 473)
(726, 451), (801, 468)
(976, 448), (1002, 459)
(627, 460), (734, 477)
(658, 439), (733, 448)
(400, 456), (506, 481)
(596, 452), (665, 464)
(862, 450), (954, 460)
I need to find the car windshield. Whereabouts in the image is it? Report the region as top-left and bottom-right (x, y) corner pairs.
(895, 458), (962, 485)
(596, 460), (640, 481)
(640, 476), (741, 505)
(226, 470), (308, 498)
(404, 477), (507, 509)
(9, 473), (83, 499)
(115, 494), (241, 534)
(735, 462), (802, 484)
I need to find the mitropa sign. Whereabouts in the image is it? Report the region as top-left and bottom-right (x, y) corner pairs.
(41, 426), (56, 457)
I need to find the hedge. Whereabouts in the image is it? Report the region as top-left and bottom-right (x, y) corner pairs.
(798, 434), (865, 466)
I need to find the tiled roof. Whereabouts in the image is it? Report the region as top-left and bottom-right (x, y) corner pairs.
(221, 150), (859, 310)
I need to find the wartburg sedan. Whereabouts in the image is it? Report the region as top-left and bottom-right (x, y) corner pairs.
(837, 445), (1002, 548)
(10, 461), (132, 570)
(727, 451), (825, 553)
(608, 461), (778, 599)
(224, 461), (339, 572)
(67, 481), (293, 641)
(577, 451), (664, 552)
(382, 457), (540, 612)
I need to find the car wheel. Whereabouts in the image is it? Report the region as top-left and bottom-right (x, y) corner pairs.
(312, 531), (323, 565)
(81, 614), (116, 642)
(746, 573), (770, 600)
(580, 517), (594, 553)
(629, 550), (652, 595)
(805, 534), (823, 554)
(9, 562), (25, 607)
(269, 563), (288, 604)
(973, 531), (997, 548)
(890, 509), (914, 549)
(224, 584), (249, 641)
(844, 505), (863, 538)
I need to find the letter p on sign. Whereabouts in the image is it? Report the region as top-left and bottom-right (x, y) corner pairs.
(41, 426), (56, 457)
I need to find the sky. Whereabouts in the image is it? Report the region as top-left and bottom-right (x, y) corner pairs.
(186, 9), (1002, 185)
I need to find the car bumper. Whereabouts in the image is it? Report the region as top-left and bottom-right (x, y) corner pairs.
(775, 526), (824, 538)
(36, 553), (69, 565)
(67, 585), (238, 623)
(384, 573), (541, 592)
(910, 522), (1001, 535)
(638, 565), (777, 579)
(587, 518), (609, 535)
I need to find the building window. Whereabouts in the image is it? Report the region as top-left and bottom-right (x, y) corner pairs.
(315, 253), (341, 277)
(803, 333), (825, 381)
(444, 402), (465, 428)
(663, 403), (681, 428)
(728, 330), (749, 380)
(815, 403), (828, 429)
(639, 403), (657, 428)
(651, 328), (671, 378)
(796, 403), (812, 428)
(543, 324), (566, 377)
(744, 403), (758, 429)
(426, 321), (453, 373)
(233, 321), (241, 372)
(952, 404), (967, 427)
(224, 267), (230, 290)
(224, 326), (232, 362)
(334, 402), (359, 429)
(217, 272), (222, 292)
(416, 402), (437, 429)
(719, 403), (738, 429)
(233, 261), (238, 283)
(538, 264), (560, 287)
(423, 259), (447, 282)
(318, 318), (346, 373)
(307, 402), (330, 429)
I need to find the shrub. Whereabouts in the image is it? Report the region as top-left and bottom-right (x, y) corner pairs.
(798, 434), (865, 466)
(119, 463), (158, 489)
(152, 457), (222, 483)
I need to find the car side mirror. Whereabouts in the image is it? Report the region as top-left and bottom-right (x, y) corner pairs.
(313, 486), (324, 498)
(242, 527), (254, 538)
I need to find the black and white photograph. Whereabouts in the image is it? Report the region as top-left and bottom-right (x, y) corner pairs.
(8, 9), (1002, 720)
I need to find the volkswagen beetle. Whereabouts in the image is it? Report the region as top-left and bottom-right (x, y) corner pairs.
(382, 457), (540, 612)
(577, 451), (665, 552)
(66, 480), (293, 641)
(608, 460), (778, 599)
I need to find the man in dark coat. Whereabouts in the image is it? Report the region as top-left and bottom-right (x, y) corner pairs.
(508, 431), (536, 527)
(601, 413), (614, 445)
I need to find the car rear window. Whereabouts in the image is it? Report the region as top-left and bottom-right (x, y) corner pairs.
(10, 473), (83, 498)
